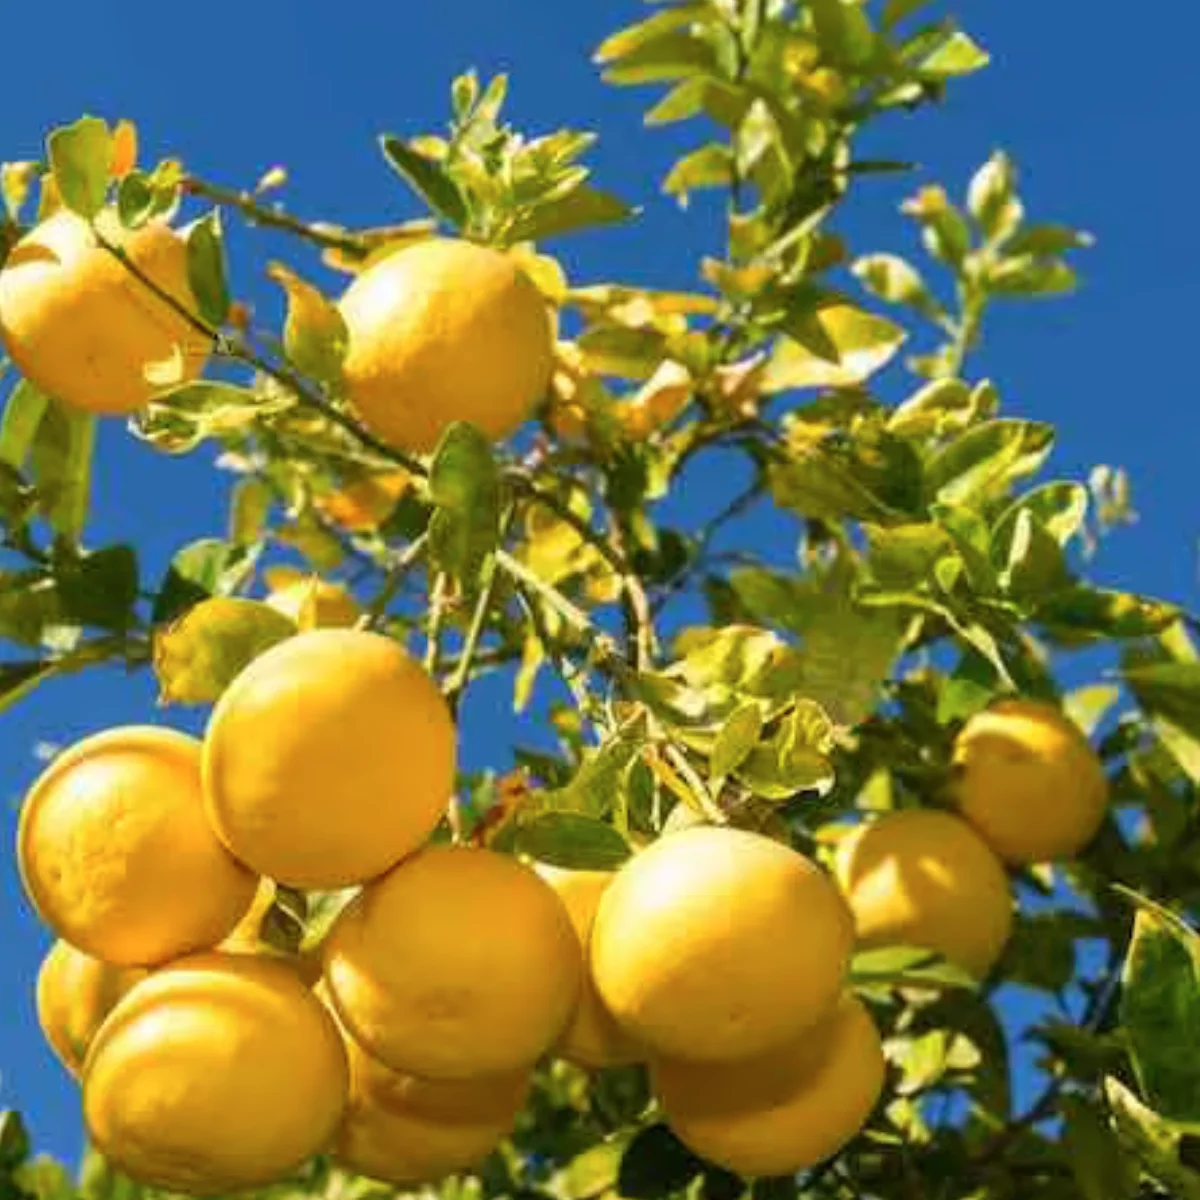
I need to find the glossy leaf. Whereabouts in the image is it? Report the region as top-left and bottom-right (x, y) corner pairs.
(851, 944), (977, 991)
(662, 144), (734, 205)
(506, 184), (632, 243)
(153, 596), (296, 706)
(765, 303), (906, 390)
(1121, 904), (1200, 1127)
(268, 263), (348, 386)
(56, 545), (139, 631)
(46, 116), (111, 219)
(710, 701), (764, 782)
(28, 402), (95, 544)
(0, 379), (49, 469)
(152, 538), (253, 624)
(0, 661), (58, 716)
(923, 418), (1054, 507)
(379, 134), (469, 229)
(186, 211), (231, 327)
(514, 812), (632, 871)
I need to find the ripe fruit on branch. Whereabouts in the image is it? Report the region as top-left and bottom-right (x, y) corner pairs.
(18, 726), (257, 965)
(202, 629), (456, 889)
(323, 844), (580, 1080)
(834, 808), (1013, 979)
(951, 698), (1109, 864)
(0, 209), (210, 415)
(338, 238), (555, 454)
(652, 993), (885, 1177)
(590, 826), (855, 1063)
(535, 865), (642, 1069)
(36, 941), (145, 1078)
(331, 1015), (529, 1185)
(82, 953), (349, 1195)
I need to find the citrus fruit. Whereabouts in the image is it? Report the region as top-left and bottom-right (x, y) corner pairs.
(834, 808), (1013, 979)
(338, 238), (554, 454)
(652, 993), (884, 1177)
(534, 866), (642, 1069)
(0, 209), (210, 415)
(36, 940), (146, 1078)
(951, 698), (1109, 864)
(332, 1016), (528, 1185)
(18, 726), (257, 965)
(202, 628), (456, 889)
(324, 844), (580, 1079)
(590, 826), (854, 1063)
(83, 953), (348, 1194)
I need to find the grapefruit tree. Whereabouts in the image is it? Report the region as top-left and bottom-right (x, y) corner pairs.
(1, 2), (1199, 1199)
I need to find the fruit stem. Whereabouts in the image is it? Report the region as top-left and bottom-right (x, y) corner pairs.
(443, 547), (504, 715)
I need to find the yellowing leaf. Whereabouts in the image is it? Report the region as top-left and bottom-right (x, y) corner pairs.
(109, 120), (138, 179)
(141, 344), (187, 388)
(619, 359), (692, 438)
(254, 165), (288, 194)
(267, 262), (349, 384)
(154, 597), (296, 706)
(314, 470), (411, 533)
(763, 303), (906, 391)
(509, 244), (570, 305)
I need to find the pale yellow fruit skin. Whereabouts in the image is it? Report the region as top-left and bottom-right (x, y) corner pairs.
(36, 940), (146, 1078)
(0, 209), (210, 415)
(332, 1016), (528, 1185)
(834, 809), (1013, 979)
(534, 866), (642, 1070)
(652, 994), (885, 1178)
(83, 952), (349, 1195)
(591, 827), (854, 1063)
(952, 698), (1109, 864)
(202, 629), (456, 889)
(338, 238), (554, 454)
(266, 579), (360, 629)
(324, 845), (581, 1079)
(18, 726), (257, 966)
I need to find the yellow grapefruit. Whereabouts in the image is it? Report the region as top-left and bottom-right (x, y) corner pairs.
(652, 994), (884, 1177)
(18, 726), (257, 965)
(83, 953), (348, 1194)
(324, 844), (580, 1079)
(590, 826), (854, 1063)
(338, 238), (554, 454)
(202, 628), (456, 889)
(951, 698), (1109, 864)
(0, 209), (210, 415)
(834, 808), (1013, 979)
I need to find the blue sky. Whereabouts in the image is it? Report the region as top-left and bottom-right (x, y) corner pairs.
(1, 0), (1196, 1169)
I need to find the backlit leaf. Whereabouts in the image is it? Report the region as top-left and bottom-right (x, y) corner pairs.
(46, 116), (111, 219)
(268, 262), (348, 386)
(186, 211), (231, 327)
(379, 134), (469, 229)
(764, 303), (906, 390)
(514, 812), (632, 871)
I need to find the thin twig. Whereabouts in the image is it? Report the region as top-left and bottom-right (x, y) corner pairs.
(93, 231), (428, 477)
(424, 572), (449, 674)
(182, 175), (370, 256)
(357, 533), (429, 632)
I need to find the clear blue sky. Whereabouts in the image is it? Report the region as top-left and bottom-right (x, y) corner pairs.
(1, 0), (1196, 1169)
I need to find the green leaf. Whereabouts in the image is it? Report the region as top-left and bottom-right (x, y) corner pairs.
(379, 134), (469, 229)
(863, 522), (952, 589)
(967, 151), (1017, 243)
(617, 1123), (706, 1200)
(995, 509), (1073, 599)
(0, 380), (49, 470)
(1121, 904), (1200, 1127)
(1124, 661), (1200, 739)
(1106, 1076), (1200, 1200)
(186, 210), (231, 327)
(506, 184), (633, 244)
(268, 263), (348, 387)
(809, 0), (877, 67)
(56, 545), (140, 630)
(993, 481), (1089, 548)
(153, 596), (296, 706)
(549, 715), (647, 818)
(644, 77), (749, 128)
(988, 254), (1077, 297)
(1007, 223), (1095, 256)
(514, 812), (632, 871)
(710, 701), (764, 782)
(1061, 1095), (1138, 1200)
(0, 661), (57, 716)
(883, 0), (936, 27)
(850, 944), (978, 991)
(931, 502), (996, 594)
(600, 30), (718, 85)
(152, 538), (254, 624)
(1040, 588), (1179, 644)
(594, 6), (707, 64)
(228, 477), (273, 547)
(663, 144), (734, 205)
(116, 170), (156, 229)
(427, 422), (501, 584)
(736, 700), (835, 800)
(914, 28), (990, 78)
(0, 1111), (30, 1169)
(765, 302), (907, 390)
(852, 253), (940, 316)
(46, 116), (111, 219)
(29, 402), (95, 544)
(923, 418), (1054, 507)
